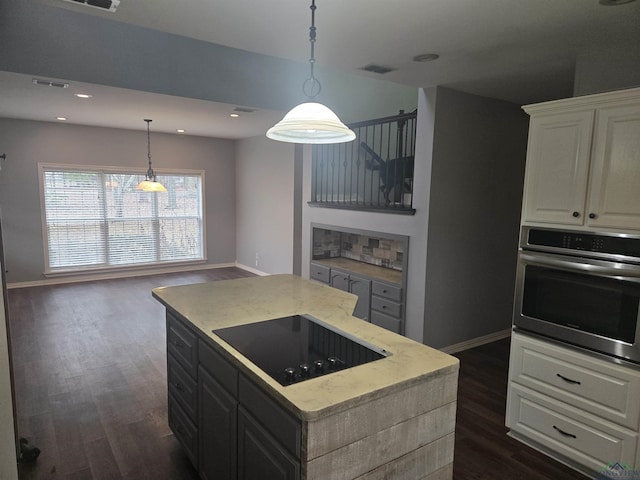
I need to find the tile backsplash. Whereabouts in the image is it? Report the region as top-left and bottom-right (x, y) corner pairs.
(313, 228), (404, 271)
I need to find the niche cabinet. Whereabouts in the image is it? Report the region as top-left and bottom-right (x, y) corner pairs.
(310, 224), (408, 335)
(521, 87), (640, 232)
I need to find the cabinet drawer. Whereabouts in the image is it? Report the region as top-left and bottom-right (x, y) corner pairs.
(507, 384), (638, 472)
(199, 338), (238, 397)
(510, 333), (640, 429)
(371, 281), (402, 302)
(371, 296), (402, 318)
(167, 312), (198, 377)
(370, 310), (402, 334)
(239, 375), (301, 458)
(168, 353), (198, 421)
(309, 262), (330, 284)
(169, 395), (198, 468)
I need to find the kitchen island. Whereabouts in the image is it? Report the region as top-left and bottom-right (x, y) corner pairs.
(152, 274), (459, 480)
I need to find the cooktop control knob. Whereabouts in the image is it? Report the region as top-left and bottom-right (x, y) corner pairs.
(327, 357), (344, 370)
(314, 359), (325, 373)
(284, 367), (296, 383)
(299, 363), (310, 377)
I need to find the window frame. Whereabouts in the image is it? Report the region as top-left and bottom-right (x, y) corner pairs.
(38, 163), (207, 276)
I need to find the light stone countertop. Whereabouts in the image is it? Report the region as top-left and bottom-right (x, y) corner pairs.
(311, 257), (403, 284)
(152, 274), (458, 421)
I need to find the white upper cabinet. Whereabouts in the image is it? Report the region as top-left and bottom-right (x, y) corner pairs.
(521, 87), (640, 232)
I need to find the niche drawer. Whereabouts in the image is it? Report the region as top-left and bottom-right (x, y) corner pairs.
(371, 281), (402, 302)
(507, 384), (638, 472)
(309, 262), (331, 284)
(167, 312), (198, 377)
(510, 333), (640, 429)
(370, 310), (402, 334)
(371, 296), (402, 318)
(168, 353), (198, 421)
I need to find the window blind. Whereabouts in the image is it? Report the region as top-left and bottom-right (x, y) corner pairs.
(41, 166), (204, 273)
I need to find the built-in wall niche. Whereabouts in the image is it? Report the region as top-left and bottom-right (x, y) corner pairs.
(312, 225), (406, 272)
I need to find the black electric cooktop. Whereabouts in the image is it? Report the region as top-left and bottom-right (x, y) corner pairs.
(213, 314), (389, 386)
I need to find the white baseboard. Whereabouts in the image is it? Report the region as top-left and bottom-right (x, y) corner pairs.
(7, 262), (243, 289)
(439, 328), (512, 354)
(234, 264), (269, 276)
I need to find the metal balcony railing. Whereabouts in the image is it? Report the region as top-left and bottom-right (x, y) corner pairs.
(310, 110), (416, 214)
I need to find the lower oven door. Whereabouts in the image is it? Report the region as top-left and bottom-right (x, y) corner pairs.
(514, 251), (640, 364)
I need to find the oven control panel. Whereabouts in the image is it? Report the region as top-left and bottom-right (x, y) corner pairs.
(522, 227), (640, 262)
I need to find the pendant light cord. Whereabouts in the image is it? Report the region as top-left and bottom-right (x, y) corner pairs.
(303, 0), (321, 100)
(145, 119), (155, 180)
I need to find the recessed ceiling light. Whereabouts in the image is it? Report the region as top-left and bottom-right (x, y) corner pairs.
(74, 93), (93, 99)
(177, 129), (185, 133)
(56, 117), (67, 121)
(230, 113), (240, 118)
(599, 0), (635, 4)
(413, 53), (440, 63)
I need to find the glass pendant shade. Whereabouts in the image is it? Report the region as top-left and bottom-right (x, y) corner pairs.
(266, 102), (356, 144)
(136, 179), (167, 192)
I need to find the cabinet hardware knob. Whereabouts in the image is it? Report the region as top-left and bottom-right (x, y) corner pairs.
(553, 425), (576, 439)
(174, 382), (184, 391)
(572, 211), (580, 218)
(383, 289), (388, 293)
(556, 373), (581, 385)
(589, 212), (596, 219)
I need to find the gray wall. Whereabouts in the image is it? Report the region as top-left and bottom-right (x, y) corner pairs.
(302, 86), (528, 348)
(423, 87), (528, 348)
(235, 136), (296, 274)
(0, 119), (237, 284)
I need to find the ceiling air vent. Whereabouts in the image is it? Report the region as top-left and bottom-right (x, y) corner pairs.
(234, 107), (256, 113)
(63, 0), (120, 13)
(360, 64), (396, 75)
(32, 78), (70, 89)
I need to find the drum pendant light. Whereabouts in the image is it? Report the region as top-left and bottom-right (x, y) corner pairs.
(136, 119), (167, 192)
(266, 0), (355, 144)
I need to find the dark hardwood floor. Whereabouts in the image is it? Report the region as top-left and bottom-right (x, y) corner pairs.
(7, 269), (586, 479)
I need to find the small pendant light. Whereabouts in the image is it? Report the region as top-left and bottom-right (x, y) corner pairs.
(266, 0), (356, 144)
(136, 119), (167, 192)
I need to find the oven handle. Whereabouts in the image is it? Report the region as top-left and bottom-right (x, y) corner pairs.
(520, 252), (640, 278)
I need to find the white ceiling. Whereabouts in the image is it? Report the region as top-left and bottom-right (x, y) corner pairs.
(2, 0), (640, 138)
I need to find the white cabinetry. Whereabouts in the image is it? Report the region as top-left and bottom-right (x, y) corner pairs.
(522, 87), (640, 232)
(507, 332), (640, 474)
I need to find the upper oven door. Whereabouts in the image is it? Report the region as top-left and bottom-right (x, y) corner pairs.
(514, 251), (640, 363)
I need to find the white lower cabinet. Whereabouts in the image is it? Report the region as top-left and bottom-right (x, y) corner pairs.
(507, 332), (640, 474)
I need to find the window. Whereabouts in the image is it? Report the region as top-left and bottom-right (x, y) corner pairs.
(39, 164), (205, 274)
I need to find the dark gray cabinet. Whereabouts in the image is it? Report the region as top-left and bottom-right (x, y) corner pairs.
(329, 269), (371, 321)
(198, 366), (237, 480)
(237, 407), (300, 480)
(166, 311), (301, 480)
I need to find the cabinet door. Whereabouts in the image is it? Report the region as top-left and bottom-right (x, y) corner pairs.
(237, 407), (300, 480)
(329, 269), (350, 292)
(198, 366), (237, 480)
(349, 274), (371, 321)
(521, 110), (594, 225)
(588, 103), (640, 231)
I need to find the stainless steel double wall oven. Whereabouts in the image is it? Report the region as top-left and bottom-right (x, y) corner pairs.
(514, 226), (640, 364)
